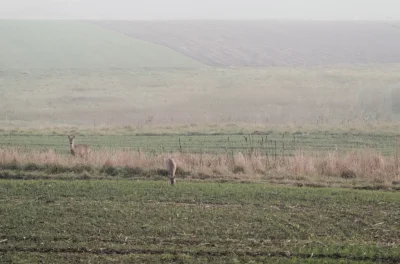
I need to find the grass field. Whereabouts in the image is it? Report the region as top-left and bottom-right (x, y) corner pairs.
(0, 20), (203, 69)
(2, 65), (400, 127)
(1, 130), (398, 155)
(0, 180), (398, 263)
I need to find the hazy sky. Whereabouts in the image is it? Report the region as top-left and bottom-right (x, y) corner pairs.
(0, 0), (399, 20)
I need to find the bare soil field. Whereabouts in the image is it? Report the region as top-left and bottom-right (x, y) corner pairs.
(92, 20), (400, 66)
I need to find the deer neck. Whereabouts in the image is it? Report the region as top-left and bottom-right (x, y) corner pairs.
(70, 141), (75, 153)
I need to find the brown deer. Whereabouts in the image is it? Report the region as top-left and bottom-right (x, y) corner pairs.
(68, 135), (90, 158)
(166, 158), (177, 185)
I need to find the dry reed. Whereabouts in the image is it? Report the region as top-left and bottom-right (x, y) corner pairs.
(0, 147), (399, 183)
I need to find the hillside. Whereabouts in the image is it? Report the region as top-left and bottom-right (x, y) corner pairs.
(0, 20), (203, 69)
(2, 20), (400, 128)
(1, 65), (400, 128)
(93, 20), (400, 67)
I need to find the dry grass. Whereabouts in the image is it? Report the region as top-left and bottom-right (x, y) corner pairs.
(1, 147), (399, 186)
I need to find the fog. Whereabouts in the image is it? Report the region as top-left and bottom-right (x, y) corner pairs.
(1, 0), (399, 20)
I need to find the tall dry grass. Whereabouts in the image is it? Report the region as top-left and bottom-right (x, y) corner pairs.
(0, 147), (399, 184)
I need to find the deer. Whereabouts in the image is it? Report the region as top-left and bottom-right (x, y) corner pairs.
(166, 158), (177, 185)
(68, 135), (90, 158)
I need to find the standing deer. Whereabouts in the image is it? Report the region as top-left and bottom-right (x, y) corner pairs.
(166, 158), (177, 185)
(68, 135), (90, 158)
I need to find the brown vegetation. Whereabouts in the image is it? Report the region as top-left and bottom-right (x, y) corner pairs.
(0, 148), (399, 186)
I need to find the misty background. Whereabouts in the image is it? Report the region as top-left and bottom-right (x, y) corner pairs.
(2, 0), (400, 128)
(1, 0), (400, 20)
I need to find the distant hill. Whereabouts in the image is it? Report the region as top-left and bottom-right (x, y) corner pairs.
(0, 20), (204, 69)
(93, 20), (400, 67)
(5, 20), (400, 69)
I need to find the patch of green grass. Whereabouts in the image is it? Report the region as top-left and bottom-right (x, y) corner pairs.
(0, 180), (398, 263)
(0, 131), (398, 155)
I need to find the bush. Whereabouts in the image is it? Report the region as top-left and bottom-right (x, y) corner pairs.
(0, 160), (20, 171)
(22, 163), (42, 171)
(121, 166), (143, 178)
(78, 171), (91, 180)
(233, 165), (245, 174)
(100, 165), (119, 176)
(46, 164), (70, 174)
(0, 171), (15, 179)
(197, 172), (211, 179)
(175, 167), (190, 177)
(212, 169), (222, 175)
(155, 169), (169, 177)
(72, 164), (93, 173)
(341, 169), (357, 179)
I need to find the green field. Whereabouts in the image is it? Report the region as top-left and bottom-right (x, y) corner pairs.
(0, 20), (203, 69)
(0, 180), (398, 263)
(0, 130), (398, 156)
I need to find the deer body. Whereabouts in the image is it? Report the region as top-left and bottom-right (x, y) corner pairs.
(166, 158), (177, 185)
(68, 135), (90, 158)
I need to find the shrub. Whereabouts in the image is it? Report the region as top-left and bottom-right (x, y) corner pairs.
(72, 164), (93, 173)
(341, 169), (357, 179)
(100, 165), (118, 176)
(78, 171), (91, 180)
(233, 165), (245, 174)
(175, 167), (190, 177)
(22, 162), (42, 171)
(0, 160), (20, 171)
(197, 172), (211, 179)
(46, 164), (70, 174)
(155, 169), (169, 177)
(121, 166), (143, 178)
